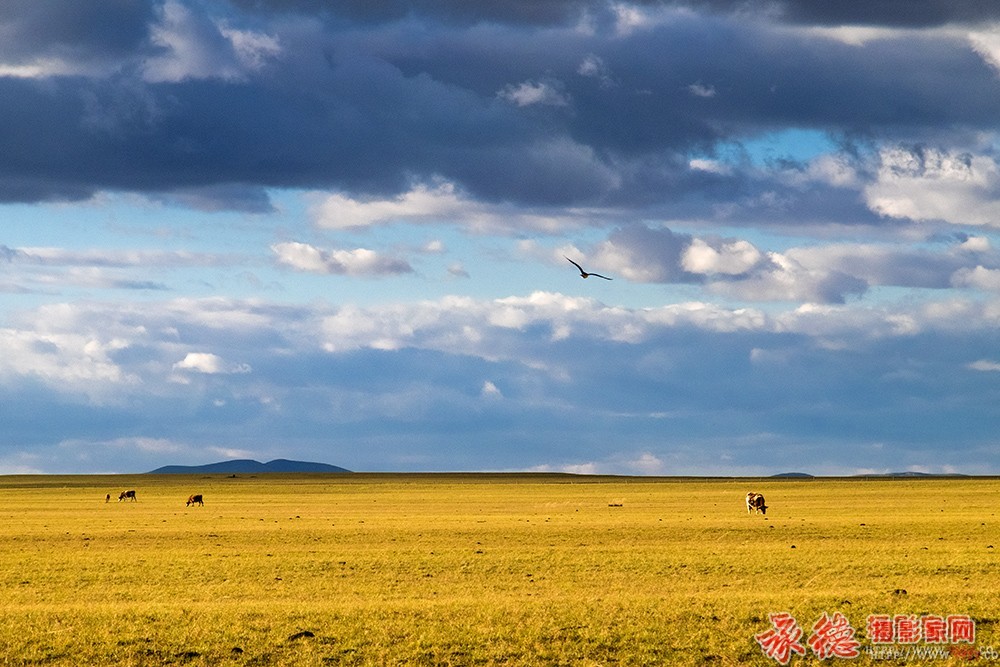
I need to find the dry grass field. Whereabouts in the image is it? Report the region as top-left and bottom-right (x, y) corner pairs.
(0, 474), (998, 665)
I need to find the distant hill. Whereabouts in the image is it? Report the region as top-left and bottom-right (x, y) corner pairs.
(770, 471), (971, 479)
(859, 471), (969, 478)
(148, 459), (351, 474)
(766, 471), (970, 479)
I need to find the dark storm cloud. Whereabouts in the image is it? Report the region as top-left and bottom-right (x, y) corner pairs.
(230, 0), (603, 26)
(778, 1), (1000, 27)
(671, 0), (1000, 27)
(0, 0), (154, 65)
(227, 0), (1000, 29)
(1, 0), (999, 221)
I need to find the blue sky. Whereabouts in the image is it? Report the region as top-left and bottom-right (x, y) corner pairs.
(2, 1), (1000, 475)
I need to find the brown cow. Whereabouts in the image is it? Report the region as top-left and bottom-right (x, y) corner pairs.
(746, 492), (767, 515)
(186, 494), (204, 506)
(119, 490), (137, 502)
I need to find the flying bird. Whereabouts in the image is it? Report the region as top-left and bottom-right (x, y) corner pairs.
(565, 256), (612, 280)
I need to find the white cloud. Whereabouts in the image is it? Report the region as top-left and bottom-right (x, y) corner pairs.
(174, 352), (227, 374)
(1, 293), (996, 402)
(643, 300), (768, 333)
(0, 328), (136, 401)
(208, 446), (257, 459)
(689, 158), (731, 175)
(164, 297), (279, 331)
(777, 301), (928, 340)
(271, 242), (413, 276)
(585, 226), (899, 304)
(589, 226), (691, 283)
(687, 82), (715, 98)
(627, 452), (666, 475)
(969, 27), (1000, 75)
(785, 241), (987, 293)
(968, 359), (1000, 372)
(171, 352), (251, 383)
(307, 291), (765, 358)
(706, 251), (866, 304)
(682, 238), (763, 275)
(310, 182), (465, 228)
(952, 266), (1000, 291)
(526, 462), (600, 475)
(143, 0), (279, 83)
(481, 380), (503, 399)
(865, 146), (1000, 227)
(220, 25), (280, 70)
(0, 58), (95, 78)
(33, 284), (1000, 407)
(800, 25), (913, 46)
(320, 304), (394, 352)
(309, 181), (593, 234)
(7, 246), (226, 268)
(113, 436), (186, 454)
(612, 3), (654, 35)
(803, 154), (860, 188)
(498, 80), (570, 107)
(0, 298), (281, 397)
(607, 2), (694, 36)
(0, 456), (45, 475)
(578, 54), (614, 87)
(0, 244), (234, 292)
(957, 236), (992, 253)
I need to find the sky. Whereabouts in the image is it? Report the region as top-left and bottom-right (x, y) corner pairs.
(1, 0), (1000, 475)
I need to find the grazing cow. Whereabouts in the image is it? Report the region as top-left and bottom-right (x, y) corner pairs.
(119, 490), (137, 502)
(186, 494), (204, 507)
(746, 492), (767, 515)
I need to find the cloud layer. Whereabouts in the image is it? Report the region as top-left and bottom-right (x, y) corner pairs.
(1, 1), (999, 474)
(4, 1), (1000, 218)
(1, 291), (997, 475)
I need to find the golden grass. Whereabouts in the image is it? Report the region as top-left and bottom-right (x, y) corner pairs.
(0, 474), (997, 665)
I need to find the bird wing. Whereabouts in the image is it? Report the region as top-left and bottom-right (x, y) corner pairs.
(565, 256), (613, 280)
(564, 256), (585, 274)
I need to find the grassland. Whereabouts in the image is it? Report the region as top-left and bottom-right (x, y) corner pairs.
(0, 474), (998, 666)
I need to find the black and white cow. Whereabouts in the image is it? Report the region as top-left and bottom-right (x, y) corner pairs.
(746, 492), (767, 515)
(119, 490), (137, 502)
(186, 494), (204, 506)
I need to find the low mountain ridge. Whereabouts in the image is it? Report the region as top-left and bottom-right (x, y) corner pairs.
(148, 459), (351, 474)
